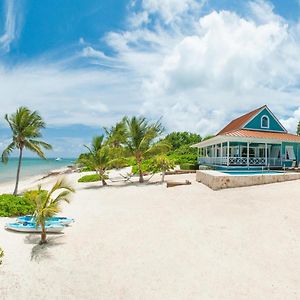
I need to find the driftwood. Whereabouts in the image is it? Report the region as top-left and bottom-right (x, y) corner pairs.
(166, 180), (192, 188)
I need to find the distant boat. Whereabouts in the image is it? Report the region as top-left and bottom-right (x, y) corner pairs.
(55, 157), (62, 161)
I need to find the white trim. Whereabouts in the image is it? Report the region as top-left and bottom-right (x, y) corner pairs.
(192, 135), (289, 148)
(261, 115), (269, 129)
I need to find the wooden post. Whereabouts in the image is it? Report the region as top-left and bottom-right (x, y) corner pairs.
(247, 142), (250, 167)
(227, 141), (230, 166)
(265, 143), (268, 166)
(221, 143), (223, 165)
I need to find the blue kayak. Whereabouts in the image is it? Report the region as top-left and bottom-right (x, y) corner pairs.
(5, 222), (64, 233)
(17, 215), (74, 226)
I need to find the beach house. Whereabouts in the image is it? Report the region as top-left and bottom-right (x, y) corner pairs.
(193, 105), (300, 169)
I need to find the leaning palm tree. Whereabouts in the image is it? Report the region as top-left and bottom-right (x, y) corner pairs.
(123, 116), (170, 183)
(26, 178), (75, 244)
(1, 107), (52, 195)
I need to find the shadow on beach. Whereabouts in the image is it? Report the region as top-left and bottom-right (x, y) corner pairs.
(81, 180), (163, 190)
(24, 235), (65, 262)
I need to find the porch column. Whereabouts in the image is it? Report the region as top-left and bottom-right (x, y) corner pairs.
(247, 142), (250, 167)
(265, 143), (268, 166)
(227, 141), (230, 166)
(205, 147), (207, 157)
(221, 143), (223, 165)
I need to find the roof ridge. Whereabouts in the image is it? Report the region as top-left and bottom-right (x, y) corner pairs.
(217, 105), (266, 135)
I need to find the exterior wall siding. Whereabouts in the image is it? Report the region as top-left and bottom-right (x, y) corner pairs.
(243, 108), (285, 132)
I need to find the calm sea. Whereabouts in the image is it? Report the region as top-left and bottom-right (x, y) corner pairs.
(0, 158), (75, 184)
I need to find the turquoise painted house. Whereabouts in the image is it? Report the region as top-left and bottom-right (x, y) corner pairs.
(193, 105), (300, 169)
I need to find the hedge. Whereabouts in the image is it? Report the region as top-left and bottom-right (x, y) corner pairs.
(179, 163), (199, 170)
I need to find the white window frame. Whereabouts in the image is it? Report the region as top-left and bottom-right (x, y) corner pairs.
(261, 115), (270, 129)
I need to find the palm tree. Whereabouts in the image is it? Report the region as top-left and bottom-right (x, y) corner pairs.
(123, 116), (170, 183)
(80, 135), (119, 186)
(1, 107), (52, 195)
(26, 178), (75, 244)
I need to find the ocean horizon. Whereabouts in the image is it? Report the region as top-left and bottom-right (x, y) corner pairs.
(0, 157), (76, 184)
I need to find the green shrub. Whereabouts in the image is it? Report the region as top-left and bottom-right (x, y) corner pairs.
(0, 247), (3, 265)
(180, 163), (199, 170)
(78, 174), (101, 183)
(168, 153), (197, 165)
(0, 194), (34, 217)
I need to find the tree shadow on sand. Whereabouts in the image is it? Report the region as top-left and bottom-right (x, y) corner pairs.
(82, 180), (163, 190)
(24, 234), (65, 262)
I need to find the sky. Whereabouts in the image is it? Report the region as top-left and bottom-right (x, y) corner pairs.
(1, 0), (300, 157)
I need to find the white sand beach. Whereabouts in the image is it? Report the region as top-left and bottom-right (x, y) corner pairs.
(1, 171), (300, 299)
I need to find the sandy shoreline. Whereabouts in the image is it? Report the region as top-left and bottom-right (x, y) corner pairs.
(0, 166), (75, 194)
(1, 170), (300, 299)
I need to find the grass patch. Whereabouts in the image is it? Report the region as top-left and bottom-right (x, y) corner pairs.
(0, 194), (34, 217)
(78, 174), (101, 183)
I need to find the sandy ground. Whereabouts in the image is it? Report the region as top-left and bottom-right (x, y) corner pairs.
(0, 171), (300, 299)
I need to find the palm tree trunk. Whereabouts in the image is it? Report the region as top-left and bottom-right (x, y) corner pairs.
(13, 147), (23, 195)
(102, 179), (107, 186)
(161, 171), (165, 183)
(137, 159), (144, 183)
(40, 222), (47, 244)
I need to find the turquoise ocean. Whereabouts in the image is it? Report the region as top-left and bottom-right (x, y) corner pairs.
(0, 158), (75, 184)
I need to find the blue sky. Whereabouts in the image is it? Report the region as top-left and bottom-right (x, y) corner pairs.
(1, 0), (300, 157)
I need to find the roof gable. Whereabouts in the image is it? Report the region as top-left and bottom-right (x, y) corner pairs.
(217, 105), (287, 135)
(243, 107), (286, 133)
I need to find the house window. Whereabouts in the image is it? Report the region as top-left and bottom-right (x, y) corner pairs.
(261, 115), (269, 128)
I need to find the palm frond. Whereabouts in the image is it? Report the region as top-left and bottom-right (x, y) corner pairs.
(1, 142), (15, 164)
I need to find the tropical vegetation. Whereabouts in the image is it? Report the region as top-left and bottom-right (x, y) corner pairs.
(1, 107), (52, 195)
(26, 178), (75, 244)
(121, 116), (170, 182)
(0, 194), (34, 217)
(78, 174), (101, 183)
(151, 155), (175, 182)
(77, 118), (212, 181)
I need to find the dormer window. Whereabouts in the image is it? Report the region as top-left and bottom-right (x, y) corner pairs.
(261, 115), (269, 128)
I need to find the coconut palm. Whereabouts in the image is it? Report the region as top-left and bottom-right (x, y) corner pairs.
(26, 178), (75, 244)
(1, 107), (52, 195)
(80, 135), (122, 186)
(123, 116), (170, 183)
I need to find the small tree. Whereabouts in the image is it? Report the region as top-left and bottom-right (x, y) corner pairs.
(26, 179), (74, 244)
(79, 135), (125, 186)
(297, 121), (300, 136)
(152, 155), (175, 182)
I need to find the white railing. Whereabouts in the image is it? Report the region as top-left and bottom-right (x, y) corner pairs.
(199, 157), (282, 166)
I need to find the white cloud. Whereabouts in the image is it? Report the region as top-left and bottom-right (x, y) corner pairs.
(0, 0), (23, 52)
(140, 0), (203, 24)
(2, 0), (300, 154)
